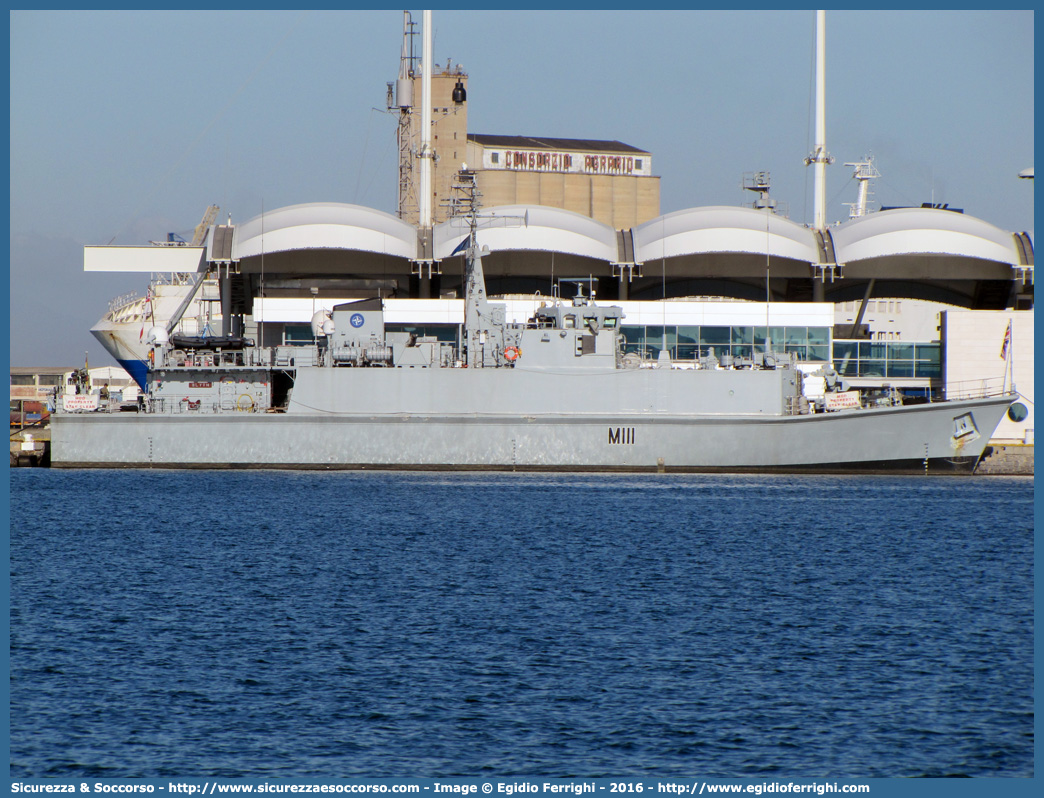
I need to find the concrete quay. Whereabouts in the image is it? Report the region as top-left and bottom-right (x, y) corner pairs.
(975, 444), (1034, 476)
(9, 428), (50, 467)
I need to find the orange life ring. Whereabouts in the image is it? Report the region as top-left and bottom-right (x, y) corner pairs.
(504, 346), (520, 362)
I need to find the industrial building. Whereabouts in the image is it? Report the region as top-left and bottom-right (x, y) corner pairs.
(465, 134), (658, 229)
(389, 25), (659, 231)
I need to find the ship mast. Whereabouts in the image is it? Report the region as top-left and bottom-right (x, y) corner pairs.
(446, 167), (513, 369)
(843, 157), (881, 218)
(454, 171), (492, 368)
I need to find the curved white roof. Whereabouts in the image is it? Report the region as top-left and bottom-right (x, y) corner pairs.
(831, 207), (1020, 265)
(433, 204), (618, 262)
(233, 202), (417, 260)
(632, 206), (820, 264)
(220, 201), (1028, 276)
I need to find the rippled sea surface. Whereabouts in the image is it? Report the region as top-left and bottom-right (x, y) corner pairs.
(9, 470), (1034, 778)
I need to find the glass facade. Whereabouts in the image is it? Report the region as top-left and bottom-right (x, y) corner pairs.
(268, 319), (941, 381)
(621, 325), (832, 362)
(832, 340), (940, 379)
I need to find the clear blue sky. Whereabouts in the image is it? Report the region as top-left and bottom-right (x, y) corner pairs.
(9, 9), (1035, 366)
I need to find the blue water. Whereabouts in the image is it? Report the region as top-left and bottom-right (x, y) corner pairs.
(8, 470), (1034, 778)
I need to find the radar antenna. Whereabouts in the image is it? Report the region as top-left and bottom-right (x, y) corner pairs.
(742, 172), (788, 217)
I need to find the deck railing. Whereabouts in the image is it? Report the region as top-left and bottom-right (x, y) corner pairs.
(943, 376), (1010, 401)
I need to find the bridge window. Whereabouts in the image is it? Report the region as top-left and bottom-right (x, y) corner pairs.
(282, 324), (314, 345)
(386, 324), (459, 343)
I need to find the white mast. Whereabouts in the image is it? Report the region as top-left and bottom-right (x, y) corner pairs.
(805, 9), (833, 230)
(843, 157), (881, 219)
(419, 9), (434, 230)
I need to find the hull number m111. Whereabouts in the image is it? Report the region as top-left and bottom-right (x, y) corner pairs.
(609, 427), (635, 445)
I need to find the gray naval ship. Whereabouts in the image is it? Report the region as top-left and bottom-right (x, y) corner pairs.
(52, 211), (1015, 474)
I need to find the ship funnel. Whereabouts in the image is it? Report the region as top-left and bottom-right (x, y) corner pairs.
(452, 79), (466, 104)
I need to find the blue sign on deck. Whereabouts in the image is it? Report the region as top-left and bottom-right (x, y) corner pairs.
(350, 313), (365, 328)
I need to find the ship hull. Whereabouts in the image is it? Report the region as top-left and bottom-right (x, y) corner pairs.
(50, 393), (1012, 474)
